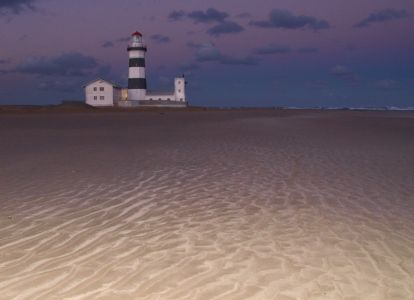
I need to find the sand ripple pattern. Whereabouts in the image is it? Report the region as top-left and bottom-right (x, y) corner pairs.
(0, 111), (414, 299)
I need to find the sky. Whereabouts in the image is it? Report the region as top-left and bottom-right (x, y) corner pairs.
(0, 0), (413, 107)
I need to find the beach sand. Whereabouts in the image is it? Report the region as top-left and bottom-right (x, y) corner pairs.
(0, 110), (413, 299)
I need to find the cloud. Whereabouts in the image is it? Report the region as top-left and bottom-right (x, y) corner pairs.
(150, 34), (171, 43)
(168, 7), (243, 37)
(207, 21), (244, 36)
(250, 9), (330, 30)
(375, 79), (400, 90)
(188, 8), (229, 24)
(297, 47), (318, 53)
(354, 9), (410, 28)
(101, 41), (114, 48)
(195, 43), (259, 65)
(330, 65), (358, 82)
(116, 36), (130, 43)
(253, 44), (291, 55)
(168, 10), (186, 21)
(101, 35), (135, 48)
(0, 0), (36, 15)
(100, 37), (129, 48)
(15, 53), (99, 77)
(0, 57), (10, 74)
(169, 8), (229, 24)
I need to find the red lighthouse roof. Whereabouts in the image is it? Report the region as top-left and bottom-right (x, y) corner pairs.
(132, 31), (142, 37)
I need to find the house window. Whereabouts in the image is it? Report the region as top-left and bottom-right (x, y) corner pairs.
(100, 96), (105, 100)
(180, 98), (183, 101)
(178, 89), (181, 93)
(159, 98), (161, 100)
(93, 87), (97, 91)
(93, 96), (97, 100)
(99, 87), (104, 91)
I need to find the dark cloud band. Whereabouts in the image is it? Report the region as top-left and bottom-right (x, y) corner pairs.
(250, 9), (330, 31)
(354, 9), (410, 28)
(207, 21), (245, 36)
(0, 0), (36, 15)
(150, 34), (171, 43)
(169, 8), (229, 24)
(15, 53), (99, 77)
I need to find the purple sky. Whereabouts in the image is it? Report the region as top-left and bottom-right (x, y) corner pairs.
(0, 0), (413, 107)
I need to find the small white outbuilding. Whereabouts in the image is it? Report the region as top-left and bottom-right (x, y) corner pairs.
(84, 79), (125, 107)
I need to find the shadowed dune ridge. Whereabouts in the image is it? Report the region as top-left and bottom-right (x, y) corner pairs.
(0, 111), (413, 299)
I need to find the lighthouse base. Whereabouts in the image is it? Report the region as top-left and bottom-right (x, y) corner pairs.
(128, 89), (146, 102)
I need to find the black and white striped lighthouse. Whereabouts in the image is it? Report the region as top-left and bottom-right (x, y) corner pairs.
(127, 31), (147, 101)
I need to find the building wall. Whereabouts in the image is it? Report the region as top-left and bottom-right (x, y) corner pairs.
(85, 77), (187, 107)
(142, 77), (186, 102)
(113, 88), (122, 104)
(85, 79), (187, 106)
(145, 94), (175, 101)
(85, 80), (115, 107)
(139, 100), (187, 107)
(174, 78), (186, 103)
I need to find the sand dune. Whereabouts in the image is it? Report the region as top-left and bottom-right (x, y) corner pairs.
(0, 111), (413, 299)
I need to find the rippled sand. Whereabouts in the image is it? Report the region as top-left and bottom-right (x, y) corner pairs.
(0, 110), (413, 300)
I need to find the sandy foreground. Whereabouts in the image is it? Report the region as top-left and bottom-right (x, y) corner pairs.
(0, 110), (413, 300)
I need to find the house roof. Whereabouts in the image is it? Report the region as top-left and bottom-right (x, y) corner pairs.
(83, 78), (122, 89)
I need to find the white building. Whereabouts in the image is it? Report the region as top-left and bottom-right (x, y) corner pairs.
(85, 31), (187, 108)
(84, 79), (124, 107)
(141, 78), (186, 105)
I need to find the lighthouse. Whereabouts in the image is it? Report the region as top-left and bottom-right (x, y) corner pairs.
(127, 31), (147, 101)
(85, 30), (187, 107)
